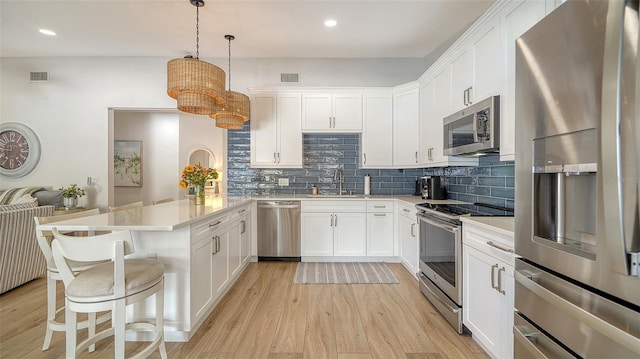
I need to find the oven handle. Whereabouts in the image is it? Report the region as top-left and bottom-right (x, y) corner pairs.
(418, 215), (460, 234)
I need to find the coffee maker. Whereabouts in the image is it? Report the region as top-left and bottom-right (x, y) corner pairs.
(421, 176), (446, 200)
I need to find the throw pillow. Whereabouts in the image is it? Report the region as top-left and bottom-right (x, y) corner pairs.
(12, 194), (38, 205)
(0, 187), (44, 205)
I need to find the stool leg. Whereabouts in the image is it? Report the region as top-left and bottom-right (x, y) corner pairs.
(156, 283), (167, 359)
(42, 274), (56, 351)
(88, 312), (96, 352)
(114, 299), (126, 358)
(65, 302), (77, 359)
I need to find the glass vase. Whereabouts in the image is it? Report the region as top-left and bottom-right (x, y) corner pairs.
(194, 184), (205, 205)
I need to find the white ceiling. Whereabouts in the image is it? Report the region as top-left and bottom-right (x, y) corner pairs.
(0, 0), (495, 59)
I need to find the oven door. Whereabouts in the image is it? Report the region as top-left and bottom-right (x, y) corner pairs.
(418, 214), (462, 305)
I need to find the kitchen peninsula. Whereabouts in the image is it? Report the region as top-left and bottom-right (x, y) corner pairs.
(36, 196), (254, 342)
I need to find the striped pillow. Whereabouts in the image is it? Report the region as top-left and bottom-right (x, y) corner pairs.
(0, 187), (44, 205)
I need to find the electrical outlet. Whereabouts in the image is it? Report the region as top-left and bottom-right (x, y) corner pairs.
(278, 178), (289, 186)
(86, 176), (98, 185)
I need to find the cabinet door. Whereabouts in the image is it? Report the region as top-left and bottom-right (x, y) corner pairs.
(463, 245), (503, 358)
(393, 87), (420, 167)
(191, 237), (214, 322)
(240, 214), (251, 264)
(362, 93), (393, 168)
(212, 230), (229, 298)
(250, 93), (278, 167)
(450, 48), (472, 111)
(276, 93), (303, 167)
(501, 0), (546, 161)
(471, 20), (501, 103)
(332, 93), (362, 131)
(301, 212), (334, 256)
(302, 93), (332, 131)
(398, 214), (418, 275)
(419, 79), (436, 165)
(367, 212), (394, 256)
(228, 220), (242, 278)
(333, 212), (367, 256)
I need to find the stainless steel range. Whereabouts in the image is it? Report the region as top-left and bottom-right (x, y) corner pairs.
(416, 202), (512, 334)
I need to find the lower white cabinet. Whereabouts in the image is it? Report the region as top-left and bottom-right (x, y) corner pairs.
(301, 200), (367, 257)
(366, 201), (395, 256)
(397, 202), (418, 276)
(462, 221), (515, 359)
(190, 204), (252, 327)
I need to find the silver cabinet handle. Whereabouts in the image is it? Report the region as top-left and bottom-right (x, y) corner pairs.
(403, 208), (410, 213)
(467, 86), (473, 104)
(241, 220), (246, 234)
(415, 151), (418, 163)
(217, 235), (221, 253)
(463, 88), (468, 106)
(334, 214), (338, 226)
(374, 213), (386, 217)
(486, 241), (514, 253)
(373, 205), (386, 208)
(273, 152), (277, 163)
(329, 117), (332, 128)
(277, 152), (281, 163)
(330, 214), (334, 227)
(491, 264), (498, 290)
(209, 221), (222, 228)
(363, 153), (367, 164)
(238, 209), (246, 213)
(497, 266), (505, 295)
(410, 222), (415, 237)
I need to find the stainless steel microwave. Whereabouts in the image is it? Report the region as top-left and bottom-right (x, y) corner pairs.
(443, 95), (500, 156)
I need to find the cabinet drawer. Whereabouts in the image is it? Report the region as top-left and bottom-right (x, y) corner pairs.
(301, 200), (366, 213)
(191, 214), (230, 244)
(463, 224), (514, 266)
(366, 200), (394, 213)
(230, 205), (250, 220)
(397, 202), (417, 219)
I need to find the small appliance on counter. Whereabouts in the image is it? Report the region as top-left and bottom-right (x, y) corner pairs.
(421, 176), (446, 200)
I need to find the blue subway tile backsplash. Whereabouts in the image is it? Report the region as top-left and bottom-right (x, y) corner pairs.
(227, 125), (514, 209)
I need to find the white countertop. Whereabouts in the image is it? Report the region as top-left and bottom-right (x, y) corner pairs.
(460, 216), (515, 236)
(38, 195), (253, 231)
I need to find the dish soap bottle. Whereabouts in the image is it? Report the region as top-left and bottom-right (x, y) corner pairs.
(311, 185), (318, 195)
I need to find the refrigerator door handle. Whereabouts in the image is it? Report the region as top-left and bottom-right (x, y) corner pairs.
(600, 0), (634, 275)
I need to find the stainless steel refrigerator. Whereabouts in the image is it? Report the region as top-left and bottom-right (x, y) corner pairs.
(514, 0), (640, 357)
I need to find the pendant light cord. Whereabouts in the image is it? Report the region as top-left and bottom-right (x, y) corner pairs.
(195, 6), (200, 59)
(227, 36), (232, 91)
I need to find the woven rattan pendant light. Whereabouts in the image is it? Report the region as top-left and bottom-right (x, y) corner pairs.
(211, 35), (250, 130)
(167, 0), (225, 115)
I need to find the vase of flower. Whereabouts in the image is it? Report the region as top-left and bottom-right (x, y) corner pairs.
(180, 163), (218, 206)
(62, 196), (78, 209)
(194, 184), (205, 205)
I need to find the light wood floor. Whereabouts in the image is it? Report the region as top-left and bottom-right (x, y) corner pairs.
(0, 262), (489, 358)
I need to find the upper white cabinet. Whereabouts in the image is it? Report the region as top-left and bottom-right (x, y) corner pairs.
(419, 65), (479, 168)
(499, 0), (547, 161)
(392, 83), (420, 168)
(302, 92), (362, 132)
(250, 91), (303, 168)
(361, 93), (393, 168)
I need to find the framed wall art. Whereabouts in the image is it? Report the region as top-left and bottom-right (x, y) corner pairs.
(114, 140), (142, 187)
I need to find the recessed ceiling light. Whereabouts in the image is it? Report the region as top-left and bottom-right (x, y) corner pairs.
(39, 29), (56, 36)
(324, 19), (337, 28)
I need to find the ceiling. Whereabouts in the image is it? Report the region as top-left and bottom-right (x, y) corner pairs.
(0, 0), (495, 59)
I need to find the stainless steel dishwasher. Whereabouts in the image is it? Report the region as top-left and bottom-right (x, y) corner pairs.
(257, 200), (301, 261)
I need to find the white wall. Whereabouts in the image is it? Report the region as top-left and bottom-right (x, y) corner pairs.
(0, 56), (425, 207)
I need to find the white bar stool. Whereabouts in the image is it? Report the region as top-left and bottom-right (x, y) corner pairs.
(34, 208), (111, 351)
(51, 228), (167, 358)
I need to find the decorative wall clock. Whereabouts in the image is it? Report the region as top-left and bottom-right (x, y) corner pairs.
(0, 122), (41, 178)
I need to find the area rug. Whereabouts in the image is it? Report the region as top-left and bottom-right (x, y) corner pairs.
(294, 262), (399, 284)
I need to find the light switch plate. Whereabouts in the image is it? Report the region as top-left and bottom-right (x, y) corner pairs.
(278, 178), (289, 186)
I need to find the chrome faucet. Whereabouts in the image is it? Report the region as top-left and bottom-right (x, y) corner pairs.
(333, 166), (346, 195)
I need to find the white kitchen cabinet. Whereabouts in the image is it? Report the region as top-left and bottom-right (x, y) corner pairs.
(301, 200), (367, 257)
(229, 205), (250, 278)
(419, 66), (479, 168)
(450, 47), (472, 112)
(366, 201), (395, 256)
(190, 235), (214, 323)
(397, 202), (418, 277)
(462, 221), (515, 359)
(302, 92), (362, 132)
(239, 208), (251, 264)
(499, 0), (547, 161)
(361, 93), (393, 168)
(211, 224), (229, 299)
(250, 91), (302, 168)
(392, 83), (420, 167)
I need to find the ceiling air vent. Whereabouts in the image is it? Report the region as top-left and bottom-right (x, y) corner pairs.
(30, 72), (49, 82)
(280, 73), (299, 83)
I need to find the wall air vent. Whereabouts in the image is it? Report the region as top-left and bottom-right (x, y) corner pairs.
(30, 72), (49, 82)
(280, 73), (299, 83)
